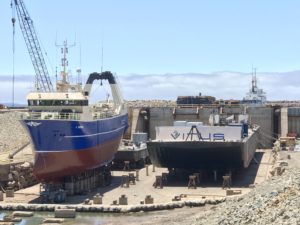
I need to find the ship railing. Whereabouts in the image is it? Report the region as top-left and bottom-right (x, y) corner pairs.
(53, 113), (81, 120)
(22, 112), (81, 120)
(92, 111), (116, 119)
(23, 111), (118, 120)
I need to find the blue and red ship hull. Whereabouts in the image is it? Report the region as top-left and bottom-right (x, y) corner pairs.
(21, 113), (128, 181)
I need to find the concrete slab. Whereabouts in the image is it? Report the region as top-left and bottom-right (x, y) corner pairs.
(1, 149), (274, 206)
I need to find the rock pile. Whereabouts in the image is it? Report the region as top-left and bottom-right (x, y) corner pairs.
(125, 100), (176, 108)
(193, 167), (300, 225)
(0, 198), (225, 213)
(0, 112), (29, 152)
(7, 162), (37, 190)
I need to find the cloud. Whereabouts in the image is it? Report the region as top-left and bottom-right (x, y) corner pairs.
(0, 71), (300, 104)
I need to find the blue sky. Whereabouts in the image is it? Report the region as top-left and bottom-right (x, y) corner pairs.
(1, 0), (300, 102)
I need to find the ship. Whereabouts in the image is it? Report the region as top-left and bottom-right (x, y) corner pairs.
(177, 94), (216, 106)
(147, 114), (259, 171)
(241, 68), (266, 106)
(113, 132), (149, 168)
(21, 42), (128, 182)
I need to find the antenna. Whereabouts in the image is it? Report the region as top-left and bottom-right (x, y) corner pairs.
(11, 1), (15, 107)
(55, 38), (76, 83)
(253, 67), (257, 88)
(251, 67), (257, 92)
(77, 42), (82, 85)
(101, 38), (104, 73)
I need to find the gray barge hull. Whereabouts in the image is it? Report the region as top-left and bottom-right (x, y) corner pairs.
(147, 127), (259, 170)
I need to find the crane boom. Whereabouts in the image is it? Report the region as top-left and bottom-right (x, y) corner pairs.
(12, 0), (53, 92)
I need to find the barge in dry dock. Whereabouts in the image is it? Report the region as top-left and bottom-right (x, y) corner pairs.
(113, 133), (149, 168)
(147, 114), (260, 170)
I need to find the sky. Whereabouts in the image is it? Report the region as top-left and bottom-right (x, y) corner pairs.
(1, 0), (300, 103)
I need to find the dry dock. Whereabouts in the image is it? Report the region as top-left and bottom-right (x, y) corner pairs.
(1, 147), (273, 207)
(0, 107), (287, 214)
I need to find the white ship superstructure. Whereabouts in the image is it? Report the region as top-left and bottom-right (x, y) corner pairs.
(242, 69), (266, 106)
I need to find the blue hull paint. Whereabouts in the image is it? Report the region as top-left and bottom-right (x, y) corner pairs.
(22, 113), (128, 152)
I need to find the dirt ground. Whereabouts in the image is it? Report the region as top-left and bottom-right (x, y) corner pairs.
(111, 150), (299, 225)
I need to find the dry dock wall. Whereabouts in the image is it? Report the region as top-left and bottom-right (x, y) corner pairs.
(242, 127), (260, 168)
(247, 107), (274, 148)
(287, 108), (300, 137)
(149, 108), (174, 139)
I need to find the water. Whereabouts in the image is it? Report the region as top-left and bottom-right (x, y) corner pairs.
(0, 211), (158, 225)
(0, 212), (107, 225)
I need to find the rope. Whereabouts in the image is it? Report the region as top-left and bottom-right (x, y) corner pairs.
(259, 130), (277, 141)
(11, 1), (15, 107)
(35, 24), (55, 77)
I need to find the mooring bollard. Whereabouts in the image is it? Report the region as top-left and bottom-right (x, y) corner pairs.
(146, 165), (149, 176)
(6, 189), (14, 198)
(119, 194), (128, 205)
(93, 193), (102, 204)
(145, 195), (154, 204)
(112, 200), (118, 205)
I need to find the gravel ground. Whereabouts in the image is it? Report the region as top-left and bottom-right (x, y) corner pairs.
(109, 153), (300, 225)
(193, 167), (300, 225)
(0, 111), (29, 152)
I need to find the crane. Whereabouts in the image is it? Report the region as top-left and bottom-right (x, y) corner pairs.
(11, 0), (54, 92)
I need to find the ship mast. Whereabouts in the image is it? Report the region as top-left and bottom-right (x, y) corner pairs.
(251, 68), (257, 92)
(55, 40), (76, 92)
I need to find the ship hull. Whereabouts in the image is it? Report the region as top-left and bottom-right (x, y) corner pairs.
(22, 113), (128, 181)
(147, 129), (258, 170)
(114, 146), (149, 163)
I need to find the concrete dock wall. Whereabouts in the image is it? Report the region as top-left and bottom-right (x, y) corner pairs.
(287, 108), (300, 137)
(281, 108), (288, 137)
(149, 108), (174, 139)
(242, 127), (259, 168)
(247, 107), (274, 148)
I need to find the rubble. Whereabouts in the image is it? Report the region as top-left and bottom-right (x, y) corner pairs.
(193, 167), (300, 225)
(125, 100), (176, 108)
(7, 162), (37, 191)
(0, 112), (29, 153)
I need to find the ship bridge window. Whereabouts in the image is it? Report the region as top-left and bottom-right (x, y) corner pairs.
(28, 100), (88, 106)
(28, 100), (38, 106)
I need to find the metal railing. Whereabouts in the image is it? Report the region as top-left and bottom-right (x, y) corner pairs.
(92, 110), (116, 120)
(22, 110), (118, 121)
(22, 112), (81, 120)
